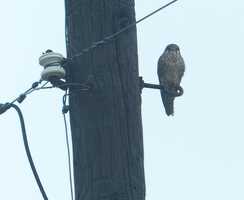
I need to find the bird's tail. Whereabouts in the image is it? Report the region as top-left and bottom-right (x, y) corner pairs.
(160, 84), (176, 116)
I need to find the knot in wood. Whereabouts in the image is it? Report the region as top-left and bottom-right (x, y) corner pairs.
(82, 76), (99, 99)
(113, 9), (134, 33)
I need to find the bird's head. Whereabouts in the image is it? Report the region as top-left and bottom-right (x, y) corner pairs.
(164, 44), (180, 54)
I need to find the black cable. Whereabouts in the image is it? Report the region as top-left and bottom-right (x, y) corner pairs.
(0, 103), (11, 115)
(10, 104), (48, 200)
(1, 81), (86, 200)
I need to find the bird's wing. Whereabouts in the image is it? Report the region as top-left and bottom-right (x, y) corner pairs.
(157, 52), (168, 84)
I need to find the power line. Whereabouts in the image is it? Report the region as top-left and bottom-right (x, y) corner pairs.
(10, 104), (48, 200)
(62, 0), (178, 66)
(0, 81), (90, 200)
(0, 1), (179, 199)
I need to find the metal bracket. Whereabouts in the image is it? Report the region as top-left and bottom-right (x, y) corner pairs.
(139, 77), (184, 97)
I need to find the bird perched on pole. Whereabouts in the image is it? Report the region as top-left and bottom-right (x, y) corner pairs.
(157, 44), (185, 116)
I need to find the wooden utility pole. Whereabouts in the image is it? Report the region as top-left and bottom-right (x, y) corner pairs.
(65, 0), (145, 199)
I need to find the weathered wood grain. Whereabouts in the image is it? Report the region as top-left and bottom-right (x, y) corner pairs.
(65, 0), (145, 199)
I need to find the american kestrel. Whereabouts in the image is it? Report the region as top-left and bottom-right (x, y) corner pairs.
(157, 44), (185, 116)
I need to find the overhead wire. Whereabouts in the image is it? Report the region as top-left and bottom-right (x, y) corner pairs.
(61, 0), (178, 67)
(0, 1), (179, 199)
(10, 104), (48, 200)
(0, 80), (88, 200)
(9, 79), (43, 105)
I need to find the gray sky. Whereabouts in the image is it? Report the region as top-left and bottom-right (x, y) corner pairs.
(1, 0), (244, 199)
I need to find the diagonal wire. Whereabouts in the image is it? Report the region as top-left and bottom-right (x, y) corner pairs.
(62, 0), (178, 66)
(9, 79), (43, 105)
